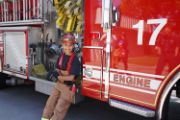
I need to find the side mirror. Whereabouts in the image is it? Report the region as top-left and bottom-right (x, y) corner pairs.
(112, 6), (120, 26)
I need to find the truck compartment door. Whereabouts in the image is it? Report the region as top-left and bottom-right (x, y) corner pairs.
(82, 46), (104, 100)
(3, 31), (27, 78)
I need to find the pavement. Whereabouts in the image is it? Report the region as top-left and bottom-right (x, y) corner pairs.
(0, 84), (180, 120)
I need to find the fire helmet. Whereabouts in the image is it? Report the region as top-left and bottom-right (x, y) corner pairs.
(62, 33), (75, 44)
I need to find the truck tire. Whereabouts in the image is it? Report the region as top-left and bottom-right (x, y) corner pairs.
(161, 91), (171, 120)
(156, 90), (171, 120)
(0, 73), (8, 89)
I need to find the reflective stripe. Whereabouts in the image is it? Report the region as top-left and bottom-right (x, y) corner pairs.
(83, 64), (164, 79)
(41, 117), (49, 120)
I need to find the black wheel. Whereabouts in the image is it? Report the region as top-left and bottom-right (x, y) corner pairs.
(155, 90), (171, 120)
(161, 91), (171, 120)
(0, 73), (8, 89)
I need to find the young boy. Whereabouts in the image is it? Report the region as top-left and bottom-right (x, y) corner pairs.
(42, 33), (81, 120)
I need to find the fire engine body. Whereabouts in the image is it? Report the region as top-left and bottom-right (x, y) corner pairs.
(82, 0), (180, 119)
(0, 0), (180, 120)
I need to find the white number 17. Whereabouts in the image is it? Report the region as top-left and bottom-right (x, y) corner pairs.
(132, 18), (167, 45)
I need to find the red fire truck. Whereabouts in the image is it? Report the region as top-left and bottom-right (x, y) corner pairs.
(0, 0), (180, 120)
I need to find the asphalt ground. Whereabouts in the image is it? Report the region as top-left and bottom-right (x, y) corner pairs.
(0, 84), (180, 120)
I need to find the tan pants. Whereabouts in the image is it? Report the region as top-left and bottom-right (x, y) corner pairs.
(42, 82), (74, 120)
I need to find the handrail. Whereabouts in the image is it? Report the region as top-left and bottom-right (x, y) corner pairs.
(83, 46), (104, 99)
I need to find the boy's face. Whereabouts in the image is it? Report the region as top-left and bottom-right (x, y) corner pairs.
(62, 42), (74, 55)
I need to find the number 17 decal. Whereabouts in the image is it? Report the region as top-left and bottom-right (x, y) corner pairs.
(133, 18), (167, 45)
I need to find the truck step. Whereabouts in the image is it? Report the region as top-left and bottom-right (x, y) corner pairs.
(109, 99), (155, 117)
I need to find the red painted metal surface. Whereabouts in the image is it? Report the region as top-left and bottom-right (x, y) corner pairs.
(83, 0), (180, 109)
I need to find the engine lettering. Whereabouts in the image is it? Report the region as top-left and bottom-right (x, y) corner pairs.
(114, 74), (150, 89)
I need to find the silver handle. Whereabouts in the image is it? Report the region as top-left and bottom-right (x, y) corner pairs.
(102, 0), (112, 30)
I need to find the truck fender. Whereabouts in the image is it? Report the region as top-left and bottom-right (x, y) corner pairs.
(156, 65), (180, 120)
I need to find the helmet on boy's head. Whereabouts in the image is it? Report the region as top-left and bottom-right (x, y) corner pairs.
(62, 33), (75, 44)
